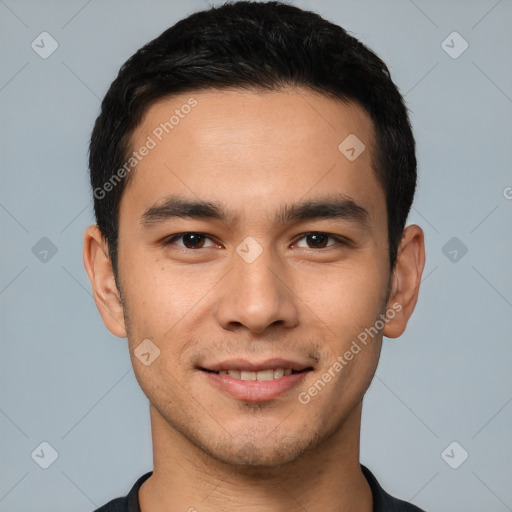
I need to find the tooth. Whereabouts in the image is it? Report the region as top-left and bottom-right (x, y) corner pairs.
(223, 368), (293, 380)
(256, 369), (274, 381)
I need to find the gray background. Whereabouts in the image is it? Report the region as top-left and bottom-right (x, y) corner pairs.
(1, 0), (511, 510)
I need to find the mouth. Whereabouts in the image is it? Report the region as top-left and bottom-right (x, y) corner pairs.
(200, 367), (312, 381)
(198, 359), (314, 401)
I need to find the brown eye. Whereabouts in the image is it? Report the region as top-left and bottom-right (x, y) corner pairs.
(295, 232), (344, 249)
(306, 233), (329, 248)
(164, 233), (216, 249)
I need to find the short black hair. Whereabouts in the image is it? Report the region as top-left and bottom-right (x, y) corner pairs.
(89, 0), (416, 283)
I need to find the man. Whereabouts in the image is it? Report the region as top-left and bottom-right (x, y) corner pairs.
(83, 1), (426, 510)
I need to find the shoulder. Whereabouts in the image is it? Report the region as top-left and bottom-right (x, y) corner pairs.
(93, 496), (127, 512)
(92, 472), (153, 512)
(361, 465), (426, 512)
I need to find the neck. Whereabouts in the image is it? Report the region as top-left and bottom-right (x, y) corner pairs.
(139, 402), (372, 512)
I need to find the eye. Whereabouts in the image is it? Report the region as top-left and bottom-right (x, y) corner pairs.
(162, 231), (348, 252)
(164, 232), (218, 250)
(293, 232), (346, 249)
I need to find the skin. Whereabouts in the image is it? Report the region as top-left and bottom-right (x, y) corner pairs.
(83, 87), (425, 512)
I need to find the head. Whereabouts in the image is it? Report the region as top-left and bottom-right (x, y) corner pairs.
(89, 0), (417, 281)
(84, 1), (424, 468)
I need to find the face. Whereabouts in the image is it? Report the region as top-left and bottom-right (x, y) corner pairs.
(87, 87), (418, 468)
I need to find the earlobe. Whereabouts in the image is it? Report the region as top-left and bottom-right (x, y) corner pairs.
(83, 225), (127, 338)
(383, 224), (425, 339)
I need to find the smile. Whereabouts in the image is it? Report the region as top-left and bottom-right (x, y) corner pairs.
(203, 368), (310, 380)
(199, 366), (313, 401)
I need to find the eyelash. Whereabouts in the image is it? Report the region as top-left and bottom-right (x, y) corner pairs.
(162, 232), (349, 252)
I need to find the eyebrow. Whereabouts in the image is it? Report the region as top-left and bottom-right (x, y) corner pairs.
(140, 194), (370, 229)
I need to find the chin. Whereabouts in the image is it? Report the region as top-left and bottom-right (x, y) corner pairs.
(200, 431), (320, 470)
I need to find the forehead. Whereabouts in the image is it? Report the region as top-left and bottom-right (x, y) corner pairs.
(121, 87), (383, 226)
(135, 86), (375, 157)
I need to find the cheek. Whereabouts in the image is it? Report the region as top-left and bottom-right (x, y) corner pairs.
(302, 266), (386, 414)
(120, 237), (389, 349)
(120, 249), (211, 332)
(296, 259), (389, 333)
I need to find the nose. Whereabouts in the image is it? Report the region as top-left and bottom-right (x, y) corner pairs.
(214, 244), (299, 334)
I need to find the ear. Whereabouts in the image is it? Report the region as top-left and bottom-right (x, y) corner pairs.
(83, 225), (127, 338)
(383, 224), (425, 339)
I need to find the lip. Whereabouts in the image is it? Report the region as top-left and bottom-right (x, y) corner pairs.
(200, 368), (311, 402)
(200, 357), (314, 373)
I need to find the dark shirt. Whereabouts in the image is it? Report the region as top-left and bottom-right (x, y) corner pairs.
(93, 464), (425, 512)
